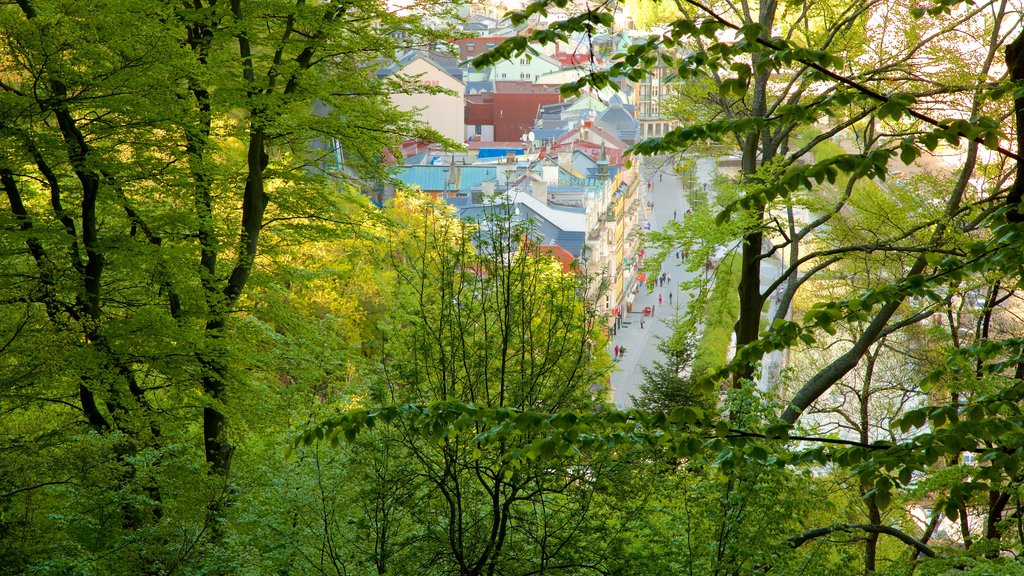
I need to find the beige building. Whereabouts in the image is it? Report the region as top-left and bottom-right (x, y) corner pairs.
(633, 55), (677, 140)
(379, 51), (466, 144)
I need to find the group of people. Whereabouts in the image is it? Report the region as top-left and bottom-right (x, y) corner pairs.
(610, 167), (703, 359)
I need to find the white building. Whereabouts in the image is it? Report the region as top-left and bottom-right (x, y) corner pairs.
(490, 52), (562, 83)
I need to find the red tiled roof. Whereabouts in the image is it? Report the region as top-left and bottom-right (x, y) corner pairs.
(553, 53), (594, 67)
(494, 81), (563, 94)
(399, 139), (433, 159)
(465, 98), (495, 125)
(492, 92), (563, 141)
(537, 244), (576, 274)
(548, 140), (626, 166)
(453, 37), (511, 60)
(552, 121), (628, 151)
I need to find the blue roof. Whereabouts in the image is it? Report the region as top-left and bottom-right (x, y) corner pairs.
(555, 231), (586, 257)
(377, 50), (463, 83)
(459, 166), (498, 190)
(465, 80), (494, 93)
(443, 190), (589, 257)
(394, 166), (448, 191)
(517, 205), (586, 257)
(394, 165), (497, 193)
(532, 128), (565, 141)
(478, 147), (524, 159)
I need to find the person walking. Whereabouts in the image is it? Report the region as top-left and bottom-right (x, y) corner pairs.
(614, 344), (619, 358)
(668, 292), (673, 304)
(640, 318), (645, 329)
(659, 294), (663, 305)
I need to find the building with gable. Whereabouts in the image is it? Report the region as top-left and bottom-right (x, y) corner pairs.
(490, 51), (562, 83)
(376, 50), (466, 144)
(595, 98), (639, 144)
(454, 36), (511, 61)
(465, 82), (563, 143)
(548, 119), (630, 167)
(630, 41), (680, 140)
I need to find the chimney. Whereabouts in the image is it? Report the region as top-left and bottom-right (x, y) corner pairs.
(531, 179), (548, 204)
(482, 180), (495, 196)
(597, 143), (609, 180)
(557, 150), (572, 170)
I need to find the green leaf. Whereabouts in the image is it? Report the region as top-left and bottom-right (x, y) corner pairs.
(900, 142), (920, 165)
(715, 421), (730, 437)
(874, 487), (891, 510)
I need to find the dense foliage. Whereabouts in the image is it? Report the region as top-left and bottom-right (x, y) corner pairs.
(6, 0), (1024, 574)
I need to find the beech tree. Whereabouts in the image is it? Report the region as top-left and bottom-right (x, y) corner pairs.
(0, 0), (449, 572)
(364, 195), (623, 575)
(367, 0), (1024, 570)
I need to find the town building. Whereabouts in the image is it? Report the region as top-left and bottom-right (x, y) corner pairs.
(376, 51), (466, 144)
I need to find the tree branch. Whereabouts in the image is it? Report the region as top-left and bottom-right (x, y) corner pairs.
(786, 523), (937, 558)
(683, 0), (1020, 161)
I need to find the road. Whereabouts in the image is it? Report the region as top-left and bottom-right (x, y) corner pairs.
(608, 156), (717, 408)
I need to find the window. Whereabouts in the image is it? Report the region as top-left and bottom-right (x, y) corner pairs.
(466, 43), (475, 51)
(486, 43), (495, 49)
(502, 73), (507, 79)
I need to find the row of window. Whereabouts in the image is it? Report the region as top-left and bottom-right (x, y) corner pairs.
(643, 122), (672, 137)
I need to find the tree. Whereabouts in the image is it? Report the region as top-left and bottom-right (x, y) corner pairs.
(631, 319), (716, 413)
(353, 194), (627, 575)
(449, 0), (1024, 570)
(0, 0), (450, 571)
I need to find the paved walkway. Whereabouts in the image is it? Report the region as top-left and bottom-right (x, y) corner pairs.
(608, 156), (717, 408)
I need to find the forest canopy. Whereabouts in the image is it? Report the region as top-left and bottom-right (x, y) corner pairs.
(4, 0), (1024, 574)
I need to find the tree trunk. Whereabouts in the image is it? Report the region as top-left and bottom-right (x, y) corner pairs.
(1004, 30), (1024, 221)
(733, 0), (778, 383)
